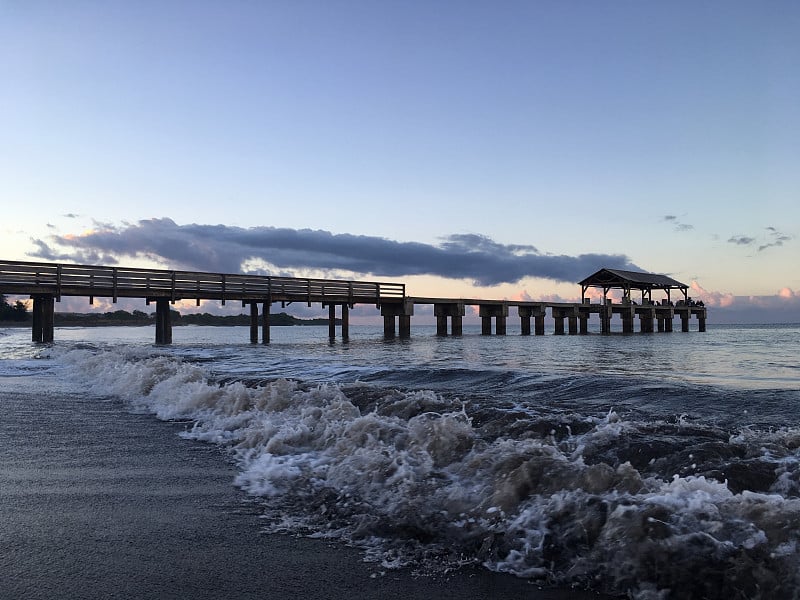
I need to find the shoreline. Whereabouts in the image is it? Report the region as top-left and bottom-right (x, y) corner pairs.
(0, 386), (610, 600)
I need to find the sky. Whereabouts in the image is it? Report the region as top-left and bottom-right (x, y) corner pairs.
(1, 1), (798, 323)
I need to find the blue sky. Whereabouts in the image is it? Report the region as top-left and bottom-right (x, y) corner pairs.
(2, 1), (798, 322)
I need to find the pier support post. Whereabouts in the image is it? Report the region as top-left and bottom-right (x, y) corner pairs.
(665, 312), (674, 332)
(381, 300), (415, 339)
(568, 313), (578, 335)
(601, 301), (612, 334)
(535, 313), (545, 335)
(579, 311), (589, 334)
(452, 314), (463, 336)
(481, 316), (491, 335)
(680, 311), (690, 332)
(435, 303), (465, 336)
(639, 308), (655, 333)
(249, 302), (259, 344)
(262, 300), (271, 344)
(399, 315), (411, 338)
(438, 316), (449, 336)
(621, 306), (634, 334)
(342, 304), (349, 341)
(384, 315), (396, 338)
(657, 317), (665, 332)
(155, 298), (172, 344)
(328, 304), (336, 340)
(696, 309), (706, 332)
(479, 304), (508, 335)
(31, 295), (55, 343)
(553, 309), (565, 335)
(519, 310), (531, 336)
(496, 315), (506, 335)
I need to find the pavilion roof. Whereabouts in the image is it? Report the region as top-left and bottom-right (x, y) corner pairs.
(579, 268), (688, 291)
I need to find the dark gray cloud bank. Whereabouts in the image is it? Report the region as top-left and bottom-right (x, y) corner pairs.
(29, 218), (637, 286)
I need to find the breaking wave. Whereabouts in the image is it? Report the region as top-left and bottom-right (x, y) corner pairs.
(55, 346), (800, 599)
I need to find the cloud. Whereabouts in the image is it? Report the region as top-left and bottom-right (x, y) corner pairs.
(27, 218), (639, 286)
(758, 227), (792, 252)
(690, 280), (735, 308)
(690, 281), (800, 323)
(662, 215), (694, 232)
(727, 227), (793, 252)
(728, 235), (755, 246)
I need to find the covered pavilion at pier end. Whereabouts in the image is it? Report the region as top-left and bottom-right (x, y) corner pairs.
(579, 268), (705, 334)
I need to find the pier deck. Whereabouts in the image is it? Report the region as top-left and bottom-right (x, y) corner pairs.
(0, 260), (706, 343)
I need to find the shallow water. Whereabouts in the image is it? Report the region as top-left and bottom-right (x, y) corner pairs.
(1, 323), (799, 598)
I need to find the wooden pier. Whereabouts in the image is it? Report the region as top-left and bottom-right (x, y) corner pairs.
(0, 260), (706, 344)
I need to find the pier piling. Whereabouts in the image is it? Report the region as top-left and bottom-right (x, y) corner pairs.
(434, 302), (465, 336)
(262, 301), (271, 344)
(249, 302), (258, 343)
(155, 298), (172, 344)
(31, 295), (54, 343)
(479, 304), (508, 335)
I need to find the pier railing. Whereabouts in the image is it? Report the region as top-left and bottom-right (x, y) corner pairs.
(0, 260), (406, 304)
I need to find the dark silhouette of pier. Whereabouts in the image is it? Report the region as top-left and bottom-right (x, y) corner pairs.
(0, 260), (706, 344)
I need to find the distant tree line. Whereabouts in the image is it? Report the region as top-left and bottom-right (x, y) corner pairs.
(0, 299), (334, 326)
(0, 295), (28, 321)
(48, 309), (333, 327)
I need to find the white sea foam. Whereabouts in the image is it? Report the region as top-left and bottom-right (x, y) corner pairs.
(51, 345), (800, 598)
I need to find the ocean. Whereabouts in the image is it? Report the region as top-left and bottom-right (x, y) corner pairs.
(1, 322), (799, 599)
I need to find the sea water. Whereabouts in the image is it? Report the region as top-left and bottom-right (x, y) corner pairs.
(1, 323), (799, 598)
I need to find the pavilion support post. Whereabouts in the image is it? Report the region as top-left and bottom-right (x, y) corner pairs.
(262, 301), (271, 344)
(249, 302), (259, 344)
(155, 298), (172, 344)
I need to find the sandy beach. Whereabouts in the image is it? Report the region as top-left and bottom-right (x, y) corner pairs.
(0, 386), (609, 600)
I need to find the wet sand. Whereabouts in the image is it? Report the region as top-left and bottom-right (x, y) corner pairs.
(0, 387), (609, 600)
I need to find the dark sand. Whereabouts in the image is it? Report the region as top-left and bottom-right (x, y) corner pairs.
(0, 387), (610, 600)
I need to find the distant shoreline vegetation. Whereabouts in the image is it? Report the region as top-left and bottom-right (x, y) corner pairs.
(0, 294), (28, 322)
(0, 301), (337, 327)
